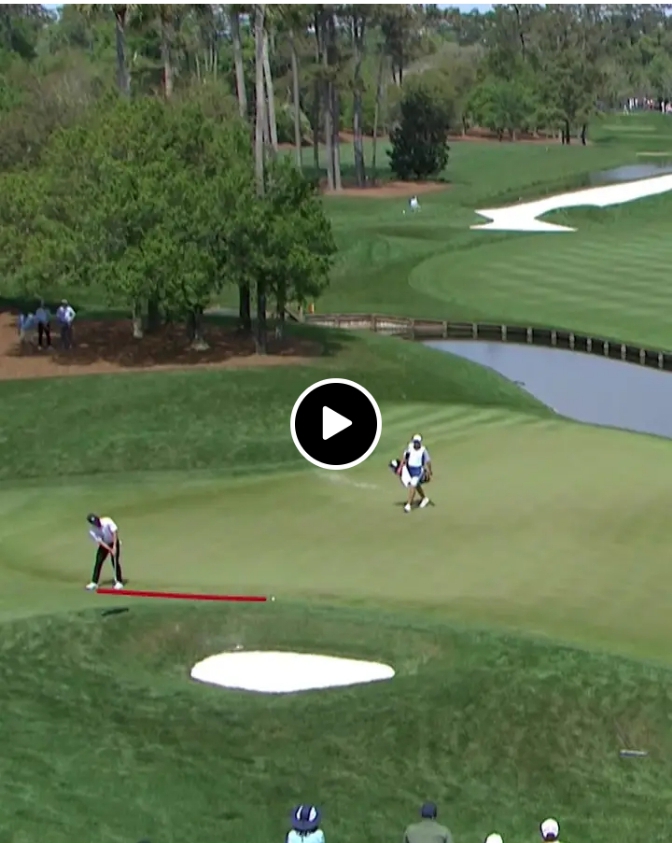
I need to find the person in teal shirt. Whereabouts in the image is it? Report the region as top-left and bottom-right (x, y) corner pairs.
(287, 805), (324, 843)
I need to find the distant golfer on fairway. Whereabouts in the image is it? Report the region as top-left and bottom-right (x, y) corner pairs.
(398, 434), (432, 512)
(85, 513), (124, 591)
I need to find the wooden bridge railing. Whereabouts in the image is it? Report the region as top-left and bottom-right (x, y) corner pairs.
(297, 312), (672, 372)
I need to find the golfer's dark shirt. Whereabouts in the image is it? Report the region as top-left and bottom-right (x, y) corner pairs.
(404, 819), (453, 843)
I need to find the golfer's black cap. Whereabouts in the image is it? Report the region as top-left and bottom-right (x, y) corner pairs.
(421, 802), (438, 819)
(86, 513), (99, 525)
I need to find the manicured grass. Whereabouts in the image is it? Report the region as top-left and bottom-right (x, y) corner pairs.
(4, 601), (672, 843)
(299, 113), (672, 352)
(0, 327), (544, 482)
(5, 114), (672, 843)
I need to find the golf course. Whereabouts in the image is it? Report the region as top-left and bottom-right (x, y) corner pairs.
(4, 111), (672, 843)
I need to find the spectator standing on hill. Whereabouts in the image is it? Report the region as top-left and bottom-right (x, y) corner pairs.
(56, 299), (76, 349)
(404, 802), (453, 843)
(540, 818), (561, 843)
(287, 805), (324, 843)
(35, 300), (51, 349)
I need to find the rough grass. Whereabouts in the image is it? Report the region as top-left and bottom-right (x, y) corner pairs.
(2, 602), (672, 843)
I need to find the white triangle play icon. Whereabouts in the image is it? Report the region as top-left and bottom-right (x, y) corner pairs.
(322, 406), (352, 440)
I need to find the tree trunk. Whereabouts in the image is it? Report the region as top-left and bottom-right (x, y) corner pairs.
(230, 8), (248, 119)
(564, 119), (571, 145)
(254, 4), (267, 355)
(580, 123), (587, 145)
(114, 7), (130, 97)
(188, 308), (209, 351)
(326, 10), (341, 192)
(238, 284), (251, 332)
(289, 28), (302, 169)
(131, 302), (143, 339)
(371, 50), (385, 184)
(332, 84), (342, 191)
(312, 8), (322, 173)
(160, 11), (173, 100)
(275, 282), (286, 339)
(262, 29), (278, 155)
(352, 16), (366, 187)
(146, 297), (161, 333)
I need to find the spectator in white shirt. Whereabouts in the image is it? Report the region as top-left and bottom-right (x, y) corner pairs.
(56, 299), (76, 349)
(35, 300), (51, 349)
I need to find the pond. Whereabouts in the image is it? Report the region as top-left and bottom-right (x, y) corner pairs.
(590, 162), (672, 184)
(425, 340), (672, 440)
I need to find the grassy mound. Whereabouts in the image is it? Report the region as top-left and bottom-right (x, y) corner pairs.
(0, 327), (547, 482)
(3, 601), (672, 843)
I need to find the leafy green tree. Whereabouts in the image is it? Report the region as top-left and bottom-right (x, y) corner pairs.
(388, 83), (450, 181)
(260, 158), (335, 335)
(467, 72), (538, 140)
(40, 96), (253, 341)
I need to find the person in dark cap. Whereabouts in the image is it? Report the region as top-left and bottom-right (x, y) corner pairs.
(287, 805), (324, 843)
(403, 802), (453, 843)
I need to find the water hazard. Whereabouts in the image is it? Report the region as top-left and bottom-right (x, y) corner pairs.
(426, 340), (672, 440)
(590, 162), (672, 184)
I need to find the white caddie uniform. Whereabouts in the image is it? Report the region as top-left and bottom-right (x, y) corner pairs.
(400, 441), (430, 488)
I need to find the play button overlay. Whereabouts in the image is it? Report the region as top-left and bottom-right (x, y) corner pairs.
(290, 378), (382, 470)
(323, 406), (352, 440)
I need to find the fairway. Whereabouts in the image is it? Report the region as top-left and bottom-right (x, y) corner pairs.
(5, 112), (672, 843)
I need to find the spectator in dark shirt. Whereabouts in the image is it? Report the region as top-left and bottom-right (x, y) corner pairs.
(404, 802), (453, 843)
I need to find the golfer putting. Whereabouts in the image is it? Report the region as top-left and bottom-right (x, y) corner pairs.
(85, 513), (124, 591)
(390, 434), (432, 512)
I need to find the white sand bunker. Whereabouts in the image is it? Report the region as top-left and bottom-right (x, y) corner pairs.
(190, 650), (395, 694)
(471, 173), (672, 232)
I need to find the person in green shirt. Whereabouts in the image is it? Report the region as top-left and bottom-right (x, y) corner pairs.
(403, 802), (453, 843)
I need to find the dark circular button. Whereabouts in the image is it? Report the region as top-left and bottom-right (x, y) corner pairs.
(290, 378), (382, 470)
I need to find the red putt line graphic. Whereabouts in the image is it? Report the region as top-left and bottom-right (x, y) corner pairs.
(97, 588), (267, 602)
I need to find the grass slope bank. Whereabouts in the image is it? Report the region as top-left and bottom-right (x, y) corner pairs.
(2, 602), (672, 843)
(0, 329), (548, 482)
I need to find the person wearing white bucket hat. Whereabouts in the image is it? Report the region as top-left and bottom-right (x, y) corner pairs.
(484, 835), (503, 843)
(540, 818), (560, 842)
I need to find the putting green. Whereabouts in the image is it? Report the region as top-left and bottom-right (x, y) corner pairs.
(3, 398), (672, 662)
